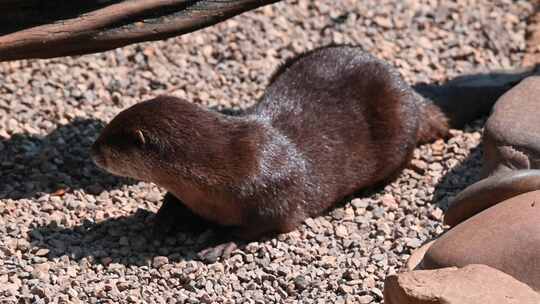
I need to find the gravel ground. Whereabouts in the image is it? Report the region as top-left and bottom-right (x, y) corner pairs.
(524, 3), (540, 65)
(0, 0), (536, 303)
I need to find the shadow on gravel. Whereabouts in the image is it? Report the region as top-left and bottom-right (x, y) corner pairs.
(0, 118), (135, 200)
(431, 143), (484, 211)
(30, 209), (226, 265)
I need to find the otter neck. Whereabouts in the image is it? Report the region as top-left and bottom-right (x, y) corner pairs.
(154, 114), (268, 189)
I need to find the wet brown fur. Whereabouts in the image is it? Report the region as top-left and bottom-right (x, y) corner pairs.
(91, 46), (498, 242)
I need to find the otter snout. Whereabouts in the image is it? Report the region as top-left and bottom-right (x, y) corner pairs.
(90, 142), (107, 169)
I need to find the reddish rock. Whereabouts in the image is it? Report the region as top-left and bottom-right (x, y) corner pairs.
(384, 264), (540, 304)
(423, 191), (540, 290)
(405, 240), (434, 271)
(482, 76), (540, 177)
(444, 169), (540, 226)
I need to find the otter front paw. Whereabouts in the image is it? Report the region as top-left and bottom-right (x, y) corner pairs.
(197, 241), (239, 263)
(151, 192), (212, 237)
(196, 225), (268, 262)
(151, 199), (178, 237)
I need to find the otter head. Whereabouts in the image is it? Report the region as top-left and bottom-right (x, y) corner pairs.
(91, 121), (152, 181)
(91, 95), (216, 182)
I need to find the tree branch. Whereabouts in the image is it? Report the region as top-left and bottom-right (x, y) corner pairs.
(0, 0), (282, 61)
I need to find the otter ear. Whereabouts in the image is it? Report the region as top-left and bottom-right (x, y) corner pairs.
(135, 129), (146, 145)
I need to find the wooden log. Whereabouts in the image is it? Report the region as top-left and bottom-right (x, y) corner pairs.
(0, 0), (282, 61)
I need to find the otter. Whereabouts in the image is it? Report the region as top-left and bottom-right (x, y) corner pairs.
(91, 45), (517, 261)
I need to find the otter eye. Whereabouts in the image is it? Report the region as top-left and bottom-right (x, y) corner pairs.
(134, 129), (146, 146)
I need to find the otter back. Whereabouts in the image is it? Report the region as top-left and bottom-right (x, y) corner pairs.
(252, 46), (421, 211)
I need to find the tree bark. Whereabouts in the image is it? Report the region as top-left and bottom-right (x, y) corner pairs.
(0, 0), (282, 61)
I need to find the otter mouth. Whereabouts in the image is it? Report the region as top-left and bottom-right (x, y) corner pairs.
(90, 143), (145, 180)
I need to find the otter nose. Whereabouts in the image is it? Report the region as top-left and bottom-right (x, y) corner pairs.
(90, 143), (105, 167)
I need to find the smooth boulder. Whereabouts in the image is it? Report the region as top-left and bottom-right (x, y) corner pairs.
(384, 264), (540, 304)
(482, 76), (540, 177)
(422, 190), (540, 290)
(405, 240), (434, 271)
(444, 169), (540, 226)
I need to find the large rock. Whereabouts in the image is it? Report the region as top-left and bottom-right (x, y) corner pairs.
(444, 169), (540, 226)
(482, 76), (540, 177)
(384, 264), (540, 304)
(422, 191), (540, 290)
(405, 240), (434, 271)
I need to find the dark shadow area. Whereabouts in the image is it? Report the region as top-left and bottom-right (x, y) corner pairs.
(0, 1), (123, 35)
(28, 180), (384, 267)
(413, 64), (539, 130)
(0, 118), (135, 200)
(28, 209), (223, 266)
(431, 140), (484, 211)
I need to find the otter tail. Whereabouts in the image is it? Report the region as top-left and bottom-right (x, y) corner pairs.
(415, 66), (539, 144)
